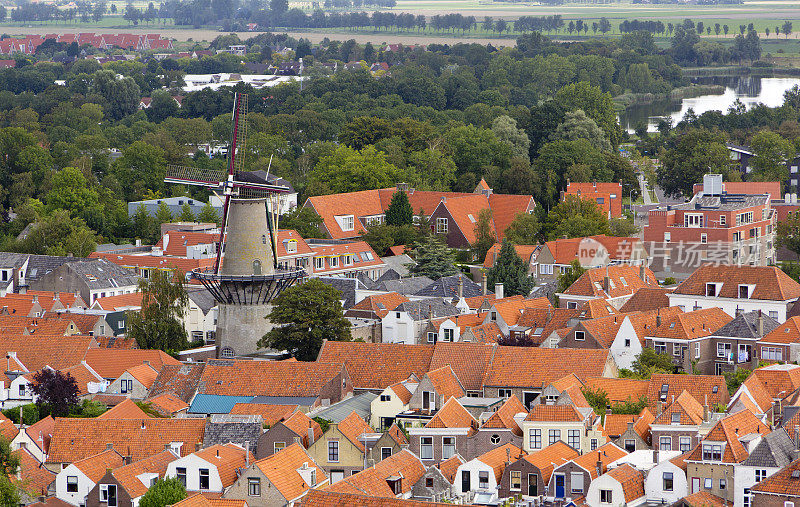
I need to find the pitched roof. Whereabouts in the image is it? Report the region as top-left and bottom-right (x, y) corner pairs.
(524, 404), (586, 423)
(474, 442), (524, 482)
(619, 288), (673, 313)
(199, 360), (344, 397)
(435, 194), (493, 244)
(393, 298), (460, 321)
(577, 315), (624, 348)
(172, 494), (247, 507)
(327, 448), (425, 497)
(521, 441), (578, 484)
(25, 416), (54, 454)
(193, 443), (251, 487)
(229, 403), (297, 426)
(83, 349), (180, 379)
(347, 292), (409, 319)
(428, 342), (493, 392)
(0, 412), (19, 443)
(301, 490), (453, 506)
(437, 454), (464, 483)
(485, 347), (610, 387)
(645, 308), (732, 341)
(568, 442), (628, 479)
(386, 422), (408, 446)
(425, 397), (478, 430)
(423, 365), (464, 400)
(281, 411), (323, 447)
(415, 273), (483, 299)
(71, 449), (125, 482)
(716, 311), (780, 339)
(647, 374), (729, 412)
(489, 297), (551, 327)
(13, 448), (54, 497)
(741, 427), (796, 469)
(516, 307), (579, 345)
(336, 411), (373, 452)
(483, 243), (538, 268)
(0, 334), (95, 372)
(653, 390), (705, 426)
(561, 265), (657, 299)
(316, 342), (434, 390)
(731, 376), (774, 415)
(679, 491), (727, 507)
(760, 316), (800, 345)
(625, 307), (684, 345)
(481, 395), (526, 436)
(605, 464), (645, 503)
(47, 418), (206, 463)
(602, 414), (639, 438)
(146, 393), (190, 416)
(463, 322), (504, 344)
(109, 449), (177, 498)
(750, 456), (800, 497)
(253, 443), (327, 502)
(91, 292), (144, 311)
(124, 363), (159, 388)
(687, 409), (770, 463)
(674, 265), (800, 301)
(147, 363), (205, 402)
(97, 399), (151, 420)
(747, 364), (800, 399)
(387, 382), (414, 405)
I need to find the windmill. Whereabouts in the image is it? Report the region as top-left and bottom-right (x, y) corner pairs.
(164, 92), (305, 358)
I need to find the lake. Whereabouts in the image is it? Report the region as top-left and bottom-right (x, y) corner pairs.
(619, 75), (800, 132)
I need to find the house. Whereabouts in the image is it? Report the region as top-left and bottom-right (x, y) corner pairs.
(106, 364), (158, 399)
(14, 447), (56, 500)
(306, 240), (386, 280)
(407, 366), (465, 414)
(536, 235), (649, 282)
(45, 418), (206, 471)
(749, 456), (800, 507)
(223, 443), (327, 506)
(620, 287), (674, 313)
(562, 181), (623, 218)
(603, 409), (655, 452)
(496, 441), (577, 500)
(480, 297), (551, 336)
(728, 373), (776, 421)
(305, 411), (373, 480)
(467, 395), (527, 458)
(145, 363), (205, 403)
(367, 423), (409, 466)
(256, 411), (321, 459)
(684, 409), (771, 502)
(411, 454), (463, 503)
(650, 390), (711, 454)
(0, 252), (83, 296)
(647, 374), (730, 415)
(557, 265), (658, 310)
(84, 449), (178, 507)
(548, 442), (628, 501)
(202, 414), (263, 449)
(55, 449), (125, 505)
(97, 399), (150, 420)
(31, 259), (139, 306)
(757, 316), (800, 364)
(381, 299), (461, 344)
(83, 349), (180, 382)
(407, 397), (477, 465)
(229, 403), (297, 426)
(643, 174), (777, 274)
(146, 393), (190, 417)
(708, 311), (779, 376)
(609, 307), (684, 370)
(644, 451), (690, 504)
(586, 463), (646, 506)
(734, 427), (797, 507)
(453, 442), (523, 502)
(668, 265), (800, 323)
(520, 404), (602, 454)
(370, 378), (417, 430)
(326, 449), (426, 499)
(483, 243), (540, 276)
(164, 443), (251, 493)
(11, 416), (54, 463)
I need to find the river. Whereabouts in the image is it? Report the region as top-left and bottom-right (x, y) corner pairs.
(618, 75), (800, 132)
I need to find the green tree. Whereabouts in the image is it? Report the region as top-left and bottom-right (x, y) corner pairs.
(409, 234), (458, 279)
(258, 279), (351, 361)
(486, 239), (534, 297)
(555, 81), (621, 147)
(723, 368), (751, 394)
(127, 270), (189, 354)
(308, 145), (406, 195)
(777, 211), (800, 259)
(611, 396), (648, 414)
(385, 191), (414, 227)
(178, 203), (195, 222)
(155, 202), (174, 227)
(610, 217), (639, 237)
(17, 210), (98, 257)
(545, 196), (611, 240)
(279, 207), (323, 239)
(131, 204), (157, 243)
(471, 209), (497, 263)
(552, 109), (612, 152)
(504, 212), (541, 245)
(139, 478), (186, 507)
(557, 259), (586, 292)
(113, 141), (166, 200)
(658, 128), (731, 198)
(196, 202), (221, 225)
(581, 386), (611, 415)
(92, 70), (141, 120)
(491, 115), (531, 163)
(750, 130), (795, 185)
(407, 149), (457, 191)
(30, 369), (79, 418)
(0, 475), (19, 507)
(630, 348), (675, 378)
(45, 167), (102, 221)
(147, 90), (179, 123)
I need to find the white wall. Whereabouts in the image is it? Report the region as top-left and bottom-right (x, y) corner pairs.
(734, 465), (780, 507)
(454, 459), (498, 496)
(645, 460), (688, 505)
(381, 312), (417, 344)
(11, 431), (47, 463)
(668, 295), (790, 323)
(369, 387), (409, 429)
(55, 465), (93, 505)
(586, 475), (625, 507)
(610, 318), (644, 370)
(165, 454), (224, 492)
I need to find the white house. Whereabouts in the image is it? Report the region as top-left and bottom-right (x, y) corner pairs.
(185, 289), (218, 344)
(586, 463), (646, 507)
(454, 443), (521, 502)
(644, 454), (689, 504)
(381, 300), (460, 344)
(667, 265), (800, 323)
(608, 308), (683, 370)
(164, 443), (250, 493)
(369, 378), (417, 430)
(11, 415), (54, 463)
(733, 428), (796, 507)
(55, 448), (125, 505)
(520, 405), (603, 454)
(106, 364), (158, 400)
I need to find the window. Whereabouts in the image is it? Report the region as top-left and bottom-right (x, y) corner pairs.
(529, 429), (541, 449)
(510, 471), (521, 491)
(381, 447), (392, 460)
(762, 346), (783, 361)
(67, 476), (78, 493)
(426, 332), (437, 343)
(769, 311), (778, 320)
(680, 436), (691, 452)
(685, 214), (703, 227)
(624, 439), (635, 452)
(491, 311), (497, 321)
(314, 257), (324, 270)
(568, 430), (580, 449)
(100, 484), (117, 507)
(755, 469), (768, 482)
(695, 342), (700, 359)
(702, 444), (722, 461)
(286, 240), (297, 253)
(328, 440), (339, 462)
(436, 218), (448, 234)
(719, 479), (726, 490)
(329, 256), (339, 268)
(659, 436), (672, 450)
(380, 394), (390, 402)
(425, 477), (434, 488)
(478, 471), (489, 489)
(199, 469), (210, 490)
(739, 285), (752, 298)
(443, 328), (454, 342)
(252, 259), (262, 275)
(420, 437), (433, 460)
(704, 478), (712, 489)
(343, 254), (353, 266)
(575, 331), (585, 341)
(274, 442), (286, 453)
(600, 490), (613, 504)
(499, 388), (512, 398)
(590, 439), (598, 450)
(490, 434), (501, 444)
(18, 384), (25, 397)
(706, 283), (718, 297)
(624, 338), (630, 347)
(569, 472), (584, 493)
(664, 232), (671, 243)
(717, 342), (731, 359)
(549, 429), (561, 445)
(248, 477), (260, 496)
(176, 468), (187, 487)
(443, 437), (455, 459)
(701, 233), (707, 244)
(220, 347), (234, 359)
(654, 342), (667, 355)
(341, 215), (354, 231)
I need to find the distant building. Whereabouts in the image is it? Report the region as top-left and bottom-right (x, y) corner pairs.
(562, 181), (623, 218)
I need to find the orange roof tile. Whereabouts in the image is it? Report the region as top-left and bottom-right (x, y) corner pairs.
(84, 349), (180, 380)
(91, 293), (143, 311)
(336, 412), (373, 452)
(71, 449), (125, 482)
(111, 450), (178, 498)
(302, 490), (454, 506)
(386, 422), (408, 447)
(327, 449), (424, 497)
(13, 448), (54, 496)
(522, 441), (578, 484)
(734, 375), (774, 414)
(425, 397), (478, 430)
(485, 347), (611, 388)
(155, 231), (219, 257)
(646, 308), (732, 341)
(435, 194), (493, 244)
(316, 342), (434, 390)
(561, 385), (592, 409)
(487, 194), (536, 240)
(194, 444), (251, 488)
(146, 393), (190, 416)
(619, 288), (674, 313)
(751, 456), (800, 497)
(388, 382), (414, 405)
(602, 414), (638, 438)
(229, 403), (297, 427)
(686, 410), (770, 463)
(489, 297), (550, 327)
(281, 412), (323, 447)
(0, 412), (19, 443)
(673, 265), (800, 301)
(424, 365), (465, 400)
(483, 243), (539, 269)
(475, 442), (524, 482)
(748, 365), (800, 399)
(172, 494), (247, 507)
(760, 316), (800, 345)
(124, 363), (159, 388)
(653, 390), (706, 426)
(463, 322), (504, 344)
(680, 491), (728, 507)
(252, 443), (327, 502)
(97, 399), (151, 420)
(524, 404), (586, 423)
(562, 265), (658, 299)
(605, 464), (644, 503)
(47, 418), (206, 463)
(647, 374), (729, 412)
(25, 416), (54, 455)
(569, 442), (628, 479)
(481, 395), (526, 436)
(437, 454), (464, 483)
(0, 335), (95, 372)
(348, 292), (409, 319)
(199, 360), (345, 397)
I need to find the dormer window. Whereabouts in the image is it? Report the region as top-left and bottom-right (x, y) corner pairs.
(286, 240), (297, 254)
(386, 477), (402, 495)
(738, 285), (753, 299)
(706, 283), (720, 297)
(336, 215), (355, 232)
(671, 413), (680, 424)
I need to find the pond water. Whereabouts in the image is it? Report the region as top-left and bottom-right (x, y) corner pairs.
(618, 75), (800, 132)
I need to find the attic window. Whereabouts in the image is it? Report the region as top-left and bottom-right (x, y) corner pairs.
(792, 470), (800, 478)
(713, 386), (719, 393)
(706, 283), (719, 297)
(738, 285), (752, 299)
(533, 327), (544, 336)
(620, 277), (627, 287)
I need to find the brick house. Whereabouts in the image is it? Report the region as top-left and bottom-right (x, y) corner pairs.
(562, 181), (623, 218)
(407, 366), (465, 414)
(411, 454), (463, 503)
(305, 411), (373, 482)
(85, 450), (178, 507)
(708, 311), (779, 376)
(548, 442), (628, 501)
(367, 423), (409, 466)
(408, 397), (477, 466)
(466, 396), (526, 458)
(556, 265), (659, 310)
(749, 456), (800, 507)
(256, 411), (322, 459)
(650, 390), (710, 454)
(520, 404), (603, 455)
(603, 409), (655, 452)
(496, 441), (578, 499)
(757, 316), (800, 364)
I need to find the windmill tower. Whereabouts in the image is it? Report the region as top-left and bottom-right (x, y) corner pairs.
(165, 93), (305, 358)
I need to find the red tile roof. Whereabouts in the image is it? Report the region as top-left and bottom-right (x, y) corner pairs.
(428, 342), (494, 392)
(568, 442), (628, 479)
(561, 265), (658, 299)
(585, 377), (649, 405)
(424, 365), (464, 400)
(146, 393), (190, 416)
(483, 243), (538, 268)
(199, 360), (345, 397)
(425, 397), (477, 430)
(760, 317), (800, 345)
(673, 265), (800, 301)
(647, 374), (729, 412)
(481, 395), (526, 435)
(521, 441), (578, 484)
(751, 456), (800, 497)
(524, 404), (586, 423)
(84, 349), (179, 379)
(316, 342), (434, 390)
(645, 308), (732, 341)
(485, 347), (611, 388)
(619, 288), (673, 313)
(252, 443), (328, 502)
(91, 292), (143, 311)
(281, 411), (323, 447)
(97, 399), (151, 420)
(686, 409), (770, 463)
(229, 403), (298, 427)
(605, 464), (644, 502)
(336, 411), (374, 452)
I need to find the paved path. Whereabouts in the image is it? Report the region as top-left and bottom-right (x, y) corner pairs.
(639, 174), (653, 205)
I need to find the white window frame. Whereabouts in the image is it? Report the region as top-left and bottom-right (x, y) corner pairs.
(436, 217), (448, 234)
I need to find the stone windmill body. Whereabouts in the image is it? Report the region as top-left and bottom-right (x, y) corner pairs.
(165, 93), (305, 358)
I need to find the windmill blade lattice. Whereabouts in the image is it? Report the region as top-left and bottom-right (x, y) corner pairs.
(165, 164), (228, 188)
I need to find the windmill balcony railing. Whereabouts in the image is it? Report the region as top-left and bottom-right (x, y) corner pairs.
(192, 267), (306, 305)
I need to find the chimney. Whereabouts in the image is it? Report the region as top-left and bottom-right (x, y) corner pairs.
(308, 423), (316, 446)
(656, 308), (662, 328)
(658, 401), (663, 416)
(639, 264), (646, 282)
(164, 444), (171, 451)
(428, 304), (433, 321)
(195, 442), (202, 451)
(627, 421), (634, 433)
(495, 283), (504, 300)
(481, 273), (487, 296)
(757, 309), (764, 337)
(704, 395), (709, 422)
(596, 452), (603, 477)
(124, 455), (132, 465)
(458, 275), (463, 299)
(106, 443), (113, 450)
(18, 406), (22, 429)
(603, 276), (610, 294)
(652, 449), (659, 463)
(245, 441), (250, 467)
(54, 291), (60, 301)
(505, 447), (511, 466)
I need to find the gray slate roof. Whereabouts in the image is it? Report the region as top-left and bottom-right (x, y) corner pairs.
(316, 276), (369, 309)
(203, 414), (264, 449)
(310, 392), (378, 424)
(0, 252), (82, 281)
(187, 287), (217, 315)
(64, 259), (140, 289)
(395, 298), (460, 321)
(715, 311), (780, 339)
(416, 273), (483, 298)
(741, 427), (796, 468)
(375, 276), (434, 295)
(381, 254), (415, 277)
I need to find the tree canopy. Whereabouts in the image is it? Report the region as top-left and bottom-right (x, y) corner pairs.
(486, 239), (534, 297)
(409, 234), (458, 279)
(127, 270), (190, 353)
